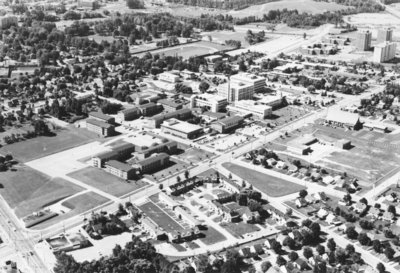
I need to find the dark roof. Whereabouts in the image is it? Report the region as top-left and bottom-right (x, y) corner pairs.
(89, 111), (113, 121)
(105, 160), (134, 172)
(202, 111), (227, 119)
(151, 108), (192, 122)
(138, 102), (157, 110)
(218, 115), (244, 126)
(158, 99), (182, 108)
(93, 150), (119, 160)
(113, 142), (136, 153)
(137, 153), (169, 166)
(86, 119), (113, 129)
(120, 107), (140, 115)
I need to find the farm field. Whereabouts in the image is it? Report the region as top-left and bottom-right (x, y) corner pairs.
(32, 192), (110, 229)
(138, 201), (183, 233)
(0, 126), (101, 162)
(0, 165), (84, 218)
(68, 167), (148, 197)
(222, 162), (306, 197)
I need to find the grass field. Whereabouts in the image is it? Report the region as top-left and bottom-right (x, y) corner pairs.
(138, 201), (183, 233)
(222, 162), (305, 197)
(0, 165), (84, 218)
(68, 167), (148, 197)
(32, 191), (110, 229)
(0, 126), (101, 162)
(176, 147), (214, 164)
(221, 222), (260, 238)
(199, 226), (227, 245)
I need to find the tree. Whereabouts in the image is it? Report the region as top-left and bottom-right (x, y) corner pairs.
(248, 199), (262, 212)
(310, 222), (321, 238)
(345, 244), (355, 255)
(359, 197), (368, 205)
(388, 205), (396, 215)
(376, 262), (386, 273)
(288, 251), (299, 262)
(303, 247), (313, 259)
(327, 238), (336, 252)
(286, 207), (293, 217)
(276, 255), (287, 266)
(184, 170), (190, 180)
(261, 261), (272, 272)
(316, 244), (325, 255)
(271, 241), (282, 254)
(126, 0), (144, 9)
(33, 120), (50, 136)
(199, 81), (210, 92)
(283, 236), (296, 250)
(358, 233), (371, 246)
(343, 193), (352, 204)
(4, 154), (13, 162)
(303, 32), (307, 39)
(221, 259), (240, 273)
(373, 239), (382, 253)
(299, 189), (308, 198)
(346, 226), (358, 240)
(385, 246), (395, 260)
(302, 219), (312, 227)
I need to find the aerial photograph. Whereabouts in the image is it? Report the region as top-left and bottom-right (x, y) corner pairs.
(2, 0), (400, 272)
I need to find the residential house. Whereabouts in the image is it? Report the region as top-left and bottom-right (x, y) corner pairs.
(264, 238), (277, 249)
(317, 208), (329, 219)
(239, 247), (253, 258)
(354, 202), (367, 214)
(242, 208), (260, 223)
(326, 213), (341, 225)
(294, 258), (310, 270)
(250, 244), (265, 255)
(295, 198), (308, 208)
(368, 207), (381, 219)
(383, 211), (395, 222)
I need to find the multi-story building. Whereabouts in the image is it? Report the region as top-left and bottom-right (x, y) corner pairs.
(218, 82), (254, 102)
(158, 99), (183, 112)
(0, 16), (17, 29)
(227, 100), (272, 119)
(355, 31), (372, 51)
(117, 107), (141, 121)
(158, 72), (180, 83)
(161, 119), (203, 139)
(134, 153), (170, 174)
(88, 111), (115, 123)
(373, 42), (397, 63)
(136, 140), (178, 159)
(92, 143), (136, 168)
(86, 119), (114, 137)
(377, 28), (393, 43)
(211, 116), (244, 133)
(138, 102), (162, 116)
(105, 160), (135, 180)
(190, 93), (228, 112)
(150, 108), (192, 128)
(78, 0), (99, 10)
(230, 73), (266, 93)
(258, 96), (283, 110)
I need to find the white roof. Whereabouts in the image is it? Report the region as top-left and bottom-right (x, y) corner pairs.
(326, 110), (359, 125)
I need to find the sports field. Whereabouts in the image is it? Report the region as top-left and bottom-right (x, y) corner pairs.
(134, 41), (233, 59)
(0, 166), (84, 218)
(138, 201), (183, 233)
(222, 162), (305, 197)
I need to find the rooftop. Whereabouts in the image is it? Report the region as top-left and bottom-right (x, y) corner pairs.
(89, 111), (113, 121)
(86, 119), (113, 129)
(161, 118), (203, 134)
(136, 153), (169, 166)
(151, 108), (192, 122)
(158, 99), (182, 108)
(326, 110), (359, 125)
(105, 160), (134, 172)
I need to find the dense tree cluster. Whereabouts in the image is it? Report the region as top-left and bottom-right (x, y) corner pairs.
(315, 0), (385, 13)
(165, 0), (276, 10)
(126, 0), (145, 9)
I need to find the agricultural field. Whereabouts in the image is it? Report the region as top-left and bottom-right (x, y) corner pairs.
(0, 126), (101, 163)
(0, 166), (83, 218)
(68, 167), (148, 197)
(222, 162), (306, 197)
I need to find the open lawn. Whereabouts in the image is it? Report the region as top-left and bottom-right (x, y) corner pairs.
(221, 222), (260, 238)
(32, 191), (110, 229)
(198, 226), (226, 245)
(0, 165), (84, 218)
(176, 147), (214, 164)
(68, 167), (148, 197)
(222, 162), (305, 197)
(0, 126), (101, 162)
(138, 201), (183, 233)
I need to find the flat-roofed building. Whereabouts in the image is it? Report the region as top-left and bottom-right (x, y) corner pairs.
(230, 73), (266, 93)
(86, 119), (114, 137)
(257, 96), (283, 109)
(287, 135), (317, 155)
(141, 217), (165, 239)
(117, 107), (141, 121)
(92, 142), (135, 168)
(105, 160), (135, 179)
(158, 99), (183, 112)
(88, 111), (115, 123)
(190, 93), (228, 112)
(355, 30), (372, 51)
(161, 119), (203, 139)
(211, 115), (244, 133)
(136, 140), (178, 159)
(0, 16), (17, 29)
(227, 100), (272, 119)
(150, 108), (192, 128)
(138, 102), (162, 116)
(78, 0), (99, 9)
(134, 153), (170, 174)
(377, 28), (393, 43)
(218, 82), (254, 102)
(373, 42), (397, 63)
(325, 110), (361, 130)
(159, 72), (180, 83)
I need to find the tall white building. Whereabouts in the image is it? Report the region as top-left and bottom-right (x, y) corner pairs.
(227, 100), (272, 119)
(190, 94), (228, 112)
(373, 42), (397, 63)
(230, 73), (266, 93)
(218, 82), (254, 102)
(377, 28), (393, 43)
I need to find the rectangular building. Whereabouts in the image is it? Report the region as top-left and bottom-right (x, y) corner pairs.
(211, 115), (244, 133)
(150, 108), (192, 128)
(105, 160), (135, 180)
(325, 110), (361, 130)
(117, 107), (141, 121)
(227, 100), (272, 119)
(218, 82), (254, 102)
(158, 99), (183, 112)
(159, 72), (180, 83)
(138, 102), (161, 116)
(373, 42), (397, 63)
(355, 31), (372, 51)
(92, 143), (136, 168)
(88, 111), (115, 123)
(230, 73), (266, 93)
(190, 93), (228, 112)
(134, 153), (170, 174)
(86, 119), (114, 137)
(0, 16), (17, 29)
(161, 119), (203, 139)
(377, 28), (393, 43)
